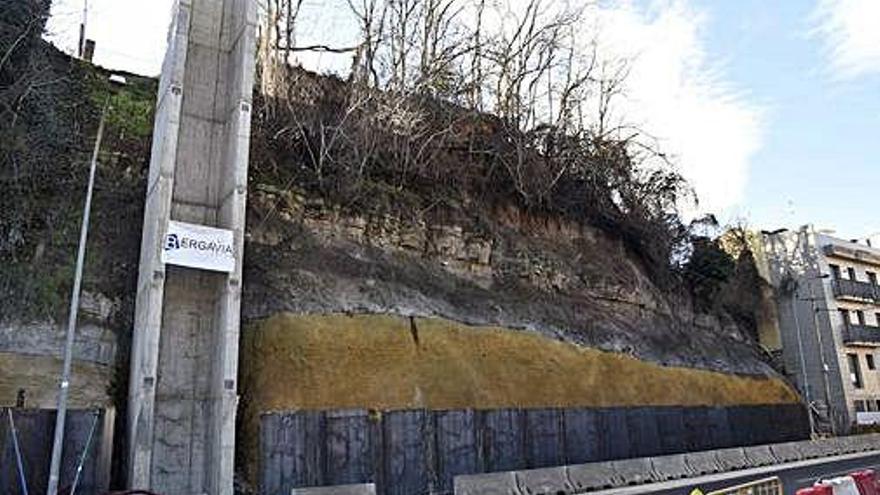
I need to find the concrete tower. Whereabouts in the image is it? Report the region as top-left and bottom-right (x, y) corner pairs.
(127, 0), (256, 493)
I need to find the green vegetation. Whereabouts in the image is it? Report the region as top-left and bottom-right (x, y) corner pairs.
(684, 235), (737, 307)
(85, 69), (155, 141)
(0, 1), (156, 322)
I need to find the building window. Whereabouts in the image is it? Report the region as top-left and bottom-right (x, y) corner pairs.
(869, 271), (878, 285)
(856, 400), (867, 412)
(858, 310), (867, 325)
(868, 354), (876, 370)
(875, 400), (880, 411)
(831, 264), (842, 279)
(869, 400), (878, 412)
(849, 353), (864, 389)
(876, 313), (880, 326)
(848, 267), (858, 281)
(840, 309), (851, 325)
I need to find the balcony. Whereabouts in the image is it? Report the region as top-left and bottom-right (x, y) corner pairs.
(832, 279), (880, 302)
(842, 324), (880, 346)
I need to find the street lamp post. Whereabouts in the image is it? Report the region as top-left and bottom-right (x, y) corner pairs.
(46, 102), (108, 495)
(802, 273), (837, 436)
(790, 289), (816, 437)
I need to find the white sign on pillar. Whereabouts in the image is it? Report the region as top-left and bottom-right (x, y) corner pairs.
(161, 220), (236, 272)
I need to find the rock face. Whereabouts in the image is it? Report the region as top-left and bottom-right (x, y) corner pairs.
(242, 186), (773, 376)
(0, 292), (118, 408)
(237, 187), (804, 492)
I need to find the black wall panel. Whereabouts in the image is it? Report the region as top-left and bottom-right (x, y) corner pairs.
(260, 404), (809, 495)
(0, 409), (108, 495)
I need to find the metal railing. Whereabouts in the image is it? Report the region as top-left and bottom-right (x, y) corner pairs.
(832, 279), (880, 302)
(705, 476), (783, 495)
(842, 324), (880, 345)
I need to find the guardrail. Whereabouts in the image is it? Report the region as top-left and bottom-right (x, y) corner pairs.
(452, 434), (880, 494)
(833, 279), (880, 302)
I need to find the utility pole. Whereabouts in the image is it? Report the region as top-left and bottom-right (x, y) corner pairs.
(78, 0), (88, 58)
(46, 101), (108, 495)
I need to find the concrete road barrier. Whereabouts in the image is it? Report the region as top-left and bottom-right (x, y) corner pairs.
(771, 441), (805, 463)
(831, 437), (860, 454)
(685, 451), (722, 476)
(453, 433), (880, 495)
(612, 458), (657, 485)
(566, 462), (618, 492)
(291, 484), (377, 495)
(454, 472), (521, 495)
(818, 437), (845, 456)
(650, 454), (692, 480)
(816, 440), (845, 458)
(515, 467), (573, 495)
(743, 445), (777, 467)
(714, 447), (750, 471)
(854, 434), (880, 452)
(799, 441), (827, 459)
(851, 436), (872, 452)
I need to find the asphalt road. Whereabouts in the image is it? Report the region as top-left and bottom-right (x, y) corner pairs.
(612, 452), (880, 495)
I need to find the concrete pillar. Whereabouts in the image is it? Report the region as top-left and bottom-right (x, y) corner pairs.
(128, 1), (256, 493)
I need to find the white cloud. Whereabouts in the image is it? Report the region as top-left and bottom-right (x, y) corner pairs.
(42, 0), (763, 215)
(810, 0), (880, 80)
(588, 1), (764, 215)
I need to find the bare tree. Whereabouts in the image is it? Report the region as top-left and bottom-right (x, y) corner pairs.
(348, 0), (385, 88)
(251, 0), (693, 274)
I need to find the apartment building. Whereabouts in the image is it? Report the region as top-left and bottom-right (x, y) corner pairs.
(759, 225), (880, 434)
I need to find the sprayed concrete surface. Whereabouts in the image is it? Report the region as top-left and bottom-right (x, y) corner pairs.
(240, 313), (799, 412)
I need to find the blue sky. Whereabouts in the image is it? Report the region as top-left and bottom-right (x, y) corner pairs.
(691, 0), (880, 239)
(45, 0), (880, 239)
